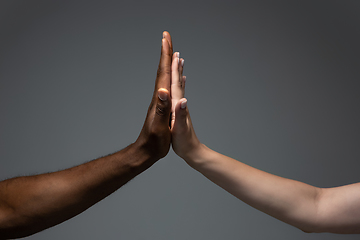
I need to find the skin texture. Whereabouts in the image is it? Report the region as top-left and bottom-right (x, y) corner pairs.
(170, 55), (360, 234)
(0, 31), (174, 239)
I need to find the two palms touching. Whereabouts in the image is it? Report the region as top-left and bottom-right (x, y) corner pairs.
(134, 30), (200, 162)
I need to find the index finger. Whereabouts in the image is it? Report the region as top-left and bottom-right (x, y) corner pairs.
(163, 31), (173, 53)
(154, 31), (173, 95)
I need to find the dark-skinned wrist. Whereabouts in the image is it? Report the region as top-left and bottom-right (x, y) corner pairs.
(129, 139), (165, 170)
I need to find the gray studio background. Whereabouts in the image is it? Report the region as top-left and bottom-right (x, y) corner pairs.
(1, 1), (360, 239)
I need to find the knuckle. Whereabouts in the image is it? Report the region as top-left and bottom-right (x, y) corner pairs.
(156, 105), (166, 116)
(155, 100), (169, 117)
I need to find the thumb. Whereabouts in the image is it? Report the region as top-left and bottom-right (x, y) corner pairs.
(154, 88), (171, 125)
(173, 98), (188, 131)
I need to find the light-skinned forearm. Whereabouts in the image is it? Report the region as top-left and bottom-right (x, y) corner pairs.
(169, 46), (360, 234)
(0, 142), (155, 239)
(186, 144), (325, 233)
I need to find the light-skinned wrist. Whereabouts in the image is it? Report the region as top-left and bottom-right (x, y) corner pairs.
(182, 143), (210, 169)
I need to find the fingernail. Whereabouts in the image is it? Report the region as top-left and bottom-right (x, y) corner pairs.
(163, 32), (165, 39)
(181, 99), (187, 109)
(158, 90), (168, 101)
(176, 52), (180, 58)
(178, 57), (180, 65)
(181, 59), (184, 67)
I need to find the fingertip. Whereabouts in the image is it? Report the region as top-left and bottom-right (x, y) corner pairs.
(162, 31), (172, 49)
(172, 52), (178, 61)
(180, 98), (187, 109)
(163, 31), (169, 38)
(158, 88), (170, 101)
(158, 87), (169, 93)
(182, 76), (186, 89)
(154, 89), (171, 125)
(179, 58), (184, 75)
(174, 98), (188, 127)
(175, 98), (187, 112)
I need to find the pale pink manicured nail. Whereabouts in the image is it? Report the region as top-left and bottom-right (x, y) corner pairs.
(181, 99), (187, 109)
(181, 59), (184, 67)
(176, 52), (180, 58)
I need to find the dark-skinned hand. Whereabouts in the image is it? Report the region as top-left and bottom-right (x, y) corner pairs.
(134, 31), (174, 161)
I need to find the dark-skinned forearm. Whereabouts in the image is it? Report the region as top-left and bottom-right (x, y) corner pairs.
(0, 30), (174, 240)
(0, 142), (156, 239)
